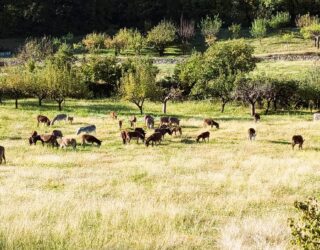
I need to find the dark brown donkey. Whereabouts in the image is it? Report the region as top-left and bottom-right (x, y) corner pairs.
(145, 132), (162, 147)
(37, 115), (51, 127)
(292, 135), (304, 150)
(0, 146), (6, 164)
(82, 134), (102, 147)
(196, 131), (210, 143)
(203, 118), (219, 129)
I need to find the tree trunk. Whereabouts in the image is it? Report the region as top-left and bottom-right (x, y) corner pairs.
(265, 100), (271, 115)
(15, 98), (18, 109)
(250, 102), (256, 116)
(38, 98), (42, 106)
(162, 100), (168, 114)
(138, 105), (143, 115)
(57, 100), (63, 111)
(221, 102), (226, 113)
(158, 47), (165, 56)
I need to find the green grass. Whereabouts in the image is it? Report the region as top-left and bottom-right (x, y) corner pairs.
(0, 98), (319, 249)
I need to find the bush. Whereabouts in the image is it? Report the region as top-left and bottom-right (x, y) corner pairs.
(82, 32), (106, 52)
(200, 15), (222, 45)
(250, 18), (268, 42)
(268, 12), (290, 29)
(228, 23), (241, 39)
(296, 13), (319, 28)
(289, 197), (320, 250)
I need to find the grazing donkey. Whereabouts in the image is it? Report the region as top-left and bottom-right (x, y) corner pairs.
(129, 115), (137, 128)
(134, 128), (146, 137)
(0, 146), (6, 164)
(110, 111), (117, 120)
(76, 125), (96, 135)
(29, 133), (59, 147)
(37, 115), (51, 127)
(203, 118), (219, 129)
(82, 134), (102, 147)
(119, 120), (123, 130)
(145, 115), (154, 129)
(58, 137), (77, 150)
(160, 117), (170, 126)
(169, 117), (180, 126)
(254, 113), (261, 123)
(196, 131), (210, 143)
(171, 126), (182, 136)
(248, 128), (256, 141)
(67, 116), (74, 124)
(145, 132), (162, 147)
(155, 128), (172, 139)
(52, 130), (63, 138)
(51, 114), (68, 125)
(292, 135), (304, 150)
(125, 131), (145, 144)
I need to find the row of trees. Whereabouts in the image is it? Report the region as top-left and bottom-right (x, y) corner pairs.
(175, 41), (320, 115)
(1, 38), (320, 114)
(2, 0), (320, 37)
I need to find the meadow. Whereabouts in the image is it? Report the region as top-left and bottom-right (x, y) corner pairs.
(0, 99), (319, 249)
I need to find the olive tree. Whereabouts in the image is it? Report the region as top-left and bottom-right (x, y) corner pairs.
(157, 77), (182, 114)
(121, 58), (159, 114)
(147, 20), (177, 56)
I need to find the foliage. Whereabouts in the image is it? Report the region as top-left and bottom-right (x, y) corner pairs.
(82, 32), (106, 52)
(147, 20), (177, 56)
(250, 18), (268, 42)
(228, 23), (241, 39)
(128, 29), (146, 55)
(200, 15), (222, 45)
(174, 52), (205, 96)
(301, 23), (320, 39)
(121, 58), (160, 114)
(268, 11), (290, 29)
(289, 197), (320, 250)
(296, 13), (319, 28)
(18, 36), (54, 63)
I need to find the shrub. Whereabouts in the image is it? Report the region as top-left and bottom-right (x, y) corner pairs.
(268, 12), (290, 29)
(289, 197), (320, 250)
(296, 13), (319, 28)
(228, 23), (241, 39)
(250, 18), (268, 42)
(82, 32), (106, 52)
(200, 15), (222, 45)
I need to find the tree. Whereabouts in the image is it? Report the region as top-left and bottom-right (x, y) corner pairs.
(82, 32), (106, 52)
(175, 52), (205, 96)
(200, 15), (222, 45)
(157, 77), (182, 114)
(25, 67), (49, 106)
(235, 77), (264, 116)
(42, 60), (84, 111)
(301, 23), (320, 49)
(2, 66), (28, 109)
(268, 11), (290, 30)
(121, 58), (159, 114)
(128, 29), (146, 55)
(178, 15), (195, 54)
(80, 56), (121, 97)
(228, 23), (241, 39)
(18, 36), (54, 63)
(250, 18), (268, 43)
(147, 20), (177, 56)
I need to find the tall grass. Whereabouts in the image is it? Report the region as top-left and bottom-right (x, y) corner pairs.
(0, 99), (319, 249)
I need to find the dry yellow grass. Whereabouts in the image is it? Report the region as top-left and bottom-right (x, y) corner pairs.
(0, 99), (319, 249)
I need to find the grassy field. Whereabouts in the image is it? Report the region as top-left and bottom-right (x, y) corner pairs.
(0, 99), (319, 249)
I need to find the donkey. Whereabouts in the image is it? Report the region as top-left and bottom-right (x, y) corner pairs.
(145, 115), (155, 129)
(58, 137), (77, 150)
(248, 128), (256, 141)
(196, 131), (210, 143)
(155, 128), (172, 139)
(125, 131), (145, 144)
(37, 115), (51, 127)
(51, 114), (68, 125)
(76, 125), (96, 135)
(292, 135), (304, 150)
(254, 113), (261, 123)
(0, 146), (6, 164)
(145, 132), (162, 147)
(169, 117), (180, 126)
(82, 134), (102, 147)
(129, 115), (137, 128)
(203, 118), (219, 129)
(52, 130), (63, 138)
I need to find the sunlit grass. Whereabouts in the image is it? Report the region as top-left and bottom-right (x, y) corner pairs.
(0, 99), (319, 249)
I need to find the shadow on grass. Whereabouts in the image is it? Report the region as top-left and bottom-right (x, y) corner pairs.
(180, 138), (196, 144)
(268, 140), (291, 145)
